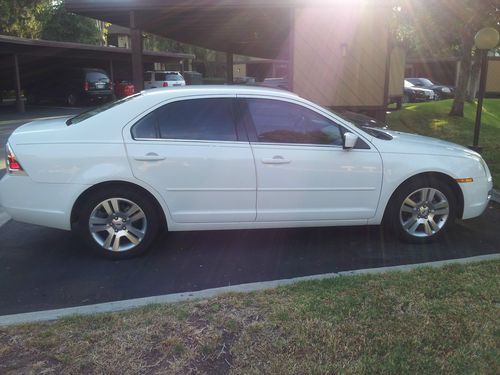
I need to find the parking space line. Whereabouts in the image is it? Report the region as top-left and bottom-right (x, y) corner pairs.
(0, 210), (10, 228)
(0, 253), (498, 326)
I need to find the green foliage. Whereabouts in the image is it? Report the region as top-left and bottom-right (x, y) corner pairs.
(387, 99), (500, 188)
(0, 0), (52, 38)
(391, 0), (499, 58)
(41, 3), (103, 44)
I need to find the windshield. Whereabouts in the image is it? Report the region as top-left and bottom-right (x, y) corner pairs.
(156, 72), (183, 81)
(66, 93), (142, 125)
(324, 108), (392, 140)
(86, 71), (110, 83)
(418, 78), (434, 86)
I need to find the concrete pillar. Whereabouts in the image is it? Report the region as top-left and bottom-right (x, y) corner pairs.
(13, 54), (25, 113)
(129, 11), (144, 92)
(226, 52), (233, 84)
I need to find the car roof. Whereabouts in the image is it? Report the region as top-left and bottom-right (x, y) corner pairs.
(140, 85), (299, 99)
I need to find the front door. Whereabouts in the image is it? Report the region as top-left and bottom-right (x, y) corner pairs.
(241, 97), (383, 222)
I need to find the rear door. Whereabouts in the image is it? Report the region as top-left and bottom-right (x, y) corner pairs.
(125, 96), (257, 223)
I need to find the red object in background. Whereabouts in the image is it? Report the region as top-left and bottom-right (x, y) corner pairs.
(114, 81), (135, 98)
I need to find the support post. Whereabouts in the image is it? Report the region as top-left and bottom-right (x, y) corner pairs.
(109, 59), (116, 100)
(226, 52), (233, 84)
(471, 49), (489, 153)
(13, 54), (25, 113)
(180, 60), (185, 75)
(129, 11), (144, 92)
(287, 7), (295, 91)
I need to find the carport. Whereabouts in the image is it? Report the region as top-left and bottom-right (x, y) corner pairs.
(0, 34), (194, 112)
(66, 0), (399, 120)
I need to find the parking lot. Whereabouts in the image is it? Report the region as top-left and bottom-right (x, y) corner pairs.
(0, 106), (499, 317)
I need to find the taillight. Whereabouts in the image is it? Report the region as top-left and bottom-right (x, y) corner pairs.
(163, 82), (169, 87)
(6, 143), (24, 173)
(83, 81), (89, 91)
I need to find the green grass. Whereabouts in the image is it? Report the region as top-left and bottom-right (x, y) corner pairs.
(386, 99), (500, 189)
(1, 260), (499, 374)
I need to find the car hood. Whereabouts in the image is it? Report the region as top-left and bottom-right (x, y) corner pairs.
(8, 117), (73, 145)
(375, 130), (480, 158)
(406, 86), (434, 93)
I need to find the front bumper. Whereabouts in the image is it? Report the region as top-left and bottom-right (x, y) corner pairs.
(460, 175), (493, 220)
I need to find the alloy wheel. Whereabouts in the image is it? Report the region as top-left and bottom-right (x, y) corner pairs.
(399, 187), (449, 238)
(88, 197), (147, 252)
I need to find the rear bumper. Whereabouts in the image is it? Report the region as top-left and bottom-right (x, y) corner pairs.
(0, 174), (87, 230)
(460, 175), (493, 220)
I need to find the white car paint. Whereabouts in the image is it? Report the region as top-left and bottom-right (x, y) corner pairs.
(144, 71), (186, 89)
(0, 86), (492, 238)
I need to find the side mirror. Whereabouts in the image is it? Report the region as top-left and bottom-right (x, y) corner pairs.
(343, 132), (358, 150)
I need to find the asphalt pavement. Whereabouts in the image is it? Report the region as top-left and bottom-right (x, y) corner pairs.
(0, 202), (499, 316)
(0, 105), (499, 316)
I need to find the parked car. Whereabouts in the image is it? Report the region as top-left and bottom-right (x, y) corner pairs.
(259, 77), (289, 90)
(403, 80), (436, 103)
(0, 86), (492, 259)
(336, 110), (389, 130)
(25, 68), (113, 106)
(114, 80), (135, 98)
(406, 78), (454, 100)
(144, 71), (186, 89)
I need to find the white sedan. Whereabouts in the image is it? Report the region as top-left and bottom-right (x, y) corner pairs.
(0, 86), (493, 258)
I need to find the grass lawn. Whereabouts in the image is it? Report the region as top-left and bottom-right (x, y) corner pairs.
(386, 99), (500, 189)
(1, 260), (499, 374)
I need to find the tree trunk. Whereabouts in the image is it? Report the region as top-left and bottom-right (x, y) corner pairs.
(450, 32), (474, 117)
(466, 50), (481, 102)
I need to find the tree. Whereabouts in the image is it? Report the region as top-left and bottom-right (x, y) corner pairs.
(0, 0), (51, 38)
(391, 0), (499, 117)
(41, 3), (103, 45)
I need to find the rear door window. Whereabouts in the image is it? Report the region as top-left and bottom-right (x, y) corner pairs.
(86, 71), (110, 83)
(157, 98), (237, 141)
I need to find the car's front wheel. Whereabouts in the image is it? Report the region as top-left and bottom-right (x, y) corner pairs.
(387, 178), (457, 243)
(76, 187), (161, 259)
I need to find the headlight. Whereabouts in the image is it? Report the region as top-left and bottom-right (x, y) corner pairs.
(441, 87), (451, 93)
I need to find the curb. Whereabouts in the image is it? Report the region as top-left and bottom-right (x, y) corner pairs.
(0, 253), (498, 326)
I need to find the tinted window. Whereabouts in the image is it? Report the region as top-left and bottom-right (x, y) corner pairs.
(86, 71), (110, 83)
(131, 112), (158, 139)
(155, 73), (183, 81)
(158, 98), (237, 141)
(246, 99), (343, 145)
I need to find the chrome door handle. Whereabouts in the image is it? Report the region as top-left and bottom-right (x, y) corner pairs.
(134, 153), (165, 161)
(262, 156), (291, 164)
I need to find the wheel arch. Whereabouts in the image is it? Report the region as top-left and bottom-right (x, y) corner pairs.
(383, 171), (464, 221)
(70, 180), (168, 230)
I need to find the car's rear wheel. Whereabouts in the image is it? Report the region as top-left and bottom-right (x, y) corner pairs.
(387, 177), (457, 243)
(402, 93), (410, 104)
(76, 187), (161, 259)
(66, 93), (78, 106)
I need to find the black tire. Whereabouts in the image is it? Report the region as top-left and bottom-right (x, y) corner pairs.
(386, 177), (457, 243)
(402, 93), (410, 104)
(75, 186), (162, 259)
(66, 92), (78, 107)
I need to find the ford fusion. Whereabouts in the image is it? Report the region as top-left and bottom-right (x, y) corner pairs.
(0, 87), (492, 258)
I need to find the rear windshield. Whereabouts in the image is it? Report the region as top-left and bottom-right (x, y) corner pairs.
(156, 73), (183, 81)
(86, 71), (110, 83)
(66, 93), (141, 125)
